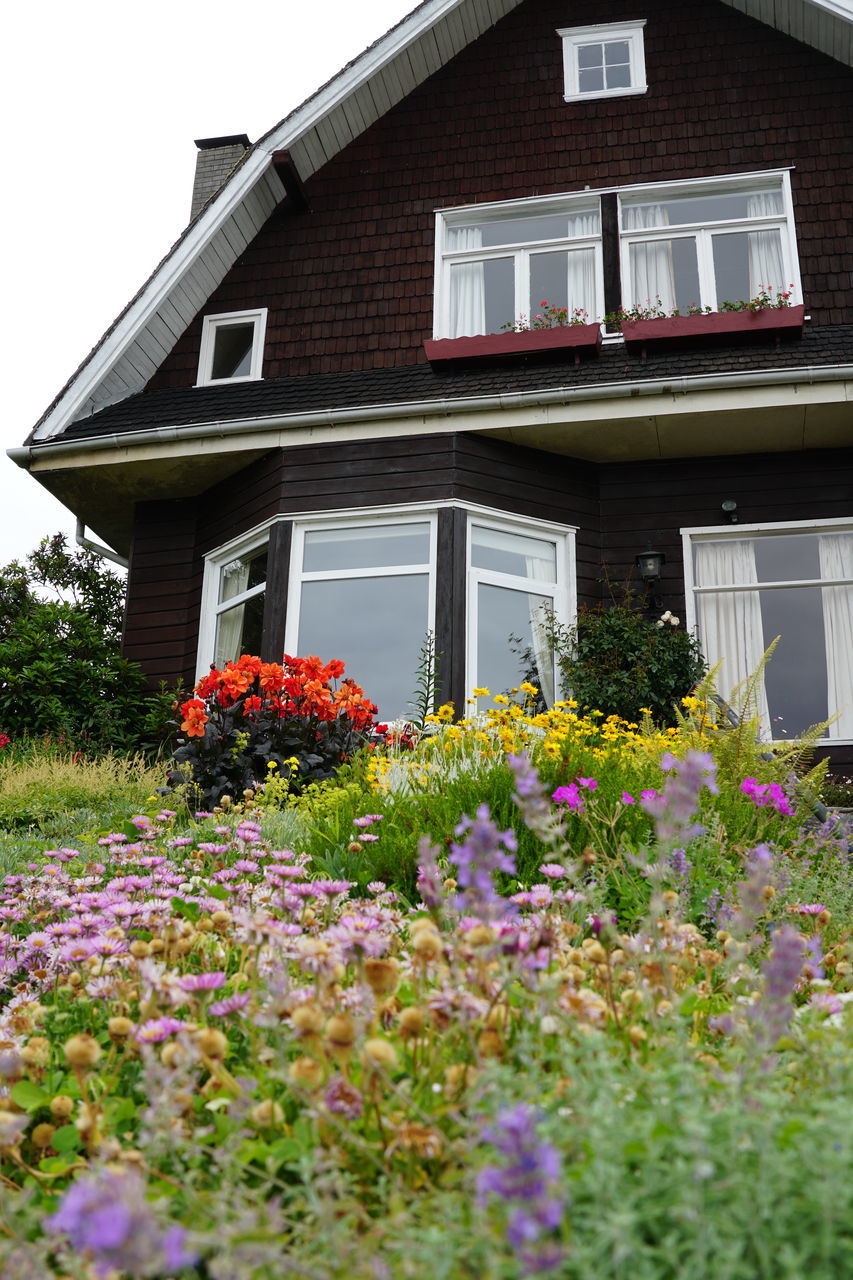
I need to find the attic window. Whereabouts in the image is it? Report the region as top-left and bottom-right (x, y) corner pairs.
(558, 21), (647, 103)
(197, 308), (267, 386)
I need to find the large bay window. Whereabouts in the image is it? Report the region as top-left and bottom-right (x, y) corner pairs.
(434, 170), (801, 339)
(199, 505), (575, 720)
(683, 521), (853, 742)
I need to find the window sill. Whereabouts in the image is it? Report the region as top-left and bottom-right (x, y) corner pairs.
(424, 324), (602, 366)
(621, 305), (805, 351)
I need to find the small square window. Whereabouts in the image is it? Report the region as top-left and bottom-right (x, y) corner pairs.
(197, 308), (267, 386)
(558, 21), (647, 103)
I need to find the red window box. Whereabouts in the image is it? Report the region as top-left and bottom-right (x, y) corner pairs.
(424, 323), (602, 366)
(620, 305), (805, 351)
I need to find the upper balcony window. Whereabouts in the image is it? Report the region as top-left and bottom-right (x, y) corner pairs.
(620, 176), (798, 314)
(558, 21), (647, 103)
(434, 196), (603, 339)
(197, 308), (267, 386)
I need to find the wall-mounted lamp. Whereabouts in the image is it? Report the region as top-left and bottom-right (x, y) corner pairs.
(721, 499), (738, 523)
(635, 549), (666, 584)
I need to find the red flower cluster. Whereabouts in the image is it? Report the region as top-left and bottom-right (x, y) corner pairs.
(0, 731), (9, 751)
(180, 654), (378, 738)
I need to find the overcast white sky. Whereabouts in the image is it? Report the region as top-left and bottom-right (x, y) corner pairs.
(0, 0), (416, 568)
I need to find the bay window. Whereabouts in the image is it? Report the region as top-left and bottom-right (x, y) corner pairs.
(683, 521), (853, 742)
(200, 505), (575, 720)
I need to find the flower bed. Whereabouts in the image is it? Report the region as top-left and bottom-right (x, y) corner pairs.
(620, 305), (806, 351)
(0, 695), (850, 1278)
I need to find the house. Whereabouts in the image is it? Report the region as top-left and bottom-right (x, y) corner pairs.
(10, 0), (853, 768)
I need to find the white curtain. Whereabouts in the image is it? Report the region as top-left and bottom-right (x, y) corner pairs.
(448, 226), (485, 337)
(694, 540), (771, 735)
(564, 211), (599, 317)
(819, 533), (853, 739)
(746, 192), (785, 297)
(215, 559), (250, 667)
(623, 204), (676, 313)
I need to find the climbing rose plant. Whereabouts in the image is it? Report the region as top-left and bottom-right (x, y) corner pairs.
(169, 654), (379, 809)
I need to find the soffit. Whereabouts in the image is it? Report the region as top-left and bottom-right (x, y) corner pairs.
(28, 0), (852, 445)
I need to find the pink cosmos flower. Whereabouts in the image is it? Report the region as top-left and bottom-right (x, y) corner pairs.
(178, 972), (227, 992)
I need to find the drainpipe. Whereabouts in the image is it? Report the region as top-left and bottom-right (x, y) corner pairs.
(75, 518), (129, 570)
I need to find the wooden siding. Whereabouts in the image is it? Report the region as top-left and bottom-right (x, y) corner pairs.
(150, 0), (853, 391)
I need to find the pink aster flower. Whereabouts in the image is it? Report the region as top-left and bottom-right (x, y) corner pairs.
(621, 792), (636, 805)
(136, 1017), (190, 1043)
(353, 814), (384, 828)
(359, 833), (380, 843)
(178, 971), (227, 992)
(577, 777), (598, 790)
(787, 903), (827, 916)
(208, 992), (251, 1017)
(539, 863), (567, 879)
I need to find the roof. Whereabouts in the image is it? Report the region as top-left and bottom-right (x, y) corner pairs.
(54, 324), (853, 442)
(24, 0), (853, 447)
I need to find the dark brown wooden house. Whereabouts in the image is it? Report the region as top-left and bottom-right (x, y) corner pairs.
(11, 0), (853, 765)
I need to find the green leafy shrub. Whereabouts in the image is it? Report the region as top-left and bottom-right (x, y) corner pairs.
(548, 600), (706, 724)
(168, 653), (379, 810)
(0, 534), (173, 754)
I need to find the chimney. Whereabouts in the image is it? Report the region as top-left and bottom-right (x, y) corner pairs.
(190, 134), (251, 221)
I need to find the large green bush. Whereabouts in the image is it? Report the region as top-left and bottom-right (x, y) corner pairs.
(0, 534), (171, 754)
(548, 600), (706, 724)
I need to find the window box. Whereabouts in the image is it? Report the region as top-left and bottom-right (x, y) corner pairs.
(424, 323), (602, 366)
(620, 305), (805, 351)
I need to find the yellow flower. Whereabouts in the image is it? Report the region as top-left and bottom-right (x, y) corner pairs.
(472, 687), (491, 697)
(492, 694), (510, 706)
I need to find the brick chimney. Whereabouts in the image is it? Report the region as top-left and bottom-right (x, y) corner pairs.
(190, 134), (251, 221)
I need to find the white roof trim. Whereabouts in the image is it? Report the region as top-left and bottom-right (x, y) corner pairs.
(31, 0), (852, 445)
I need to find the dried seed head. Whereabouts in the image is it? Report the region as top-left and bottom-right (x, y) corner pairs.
(288, 1057), (325, 1089)
(250, 1099), (285, 1128)
(398, 1007), (425, 1040)
(50, 1095), (75, 1120)
(362, 1038), (397, 1070)
(325, 1014), (357, 1048)
(291, 1004), (325, 1035)
(31, 1122), (56, 1149)
(364, 957), (400, 996)
(195, 1028), (229, 1060)
(107, 1017), (134, 1042)
(21, 1037), (50, 1068)
(412, 931), (443, 961)
(476, 1028), (503, 1058)
(63, 1034), (102, 1069)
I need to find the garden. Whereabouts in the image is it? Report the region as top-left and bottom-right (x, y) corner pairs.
(0, 540), (850, 1279)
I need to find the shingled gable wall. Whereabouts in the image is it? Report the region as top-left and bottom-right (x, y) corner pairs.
(147, 0), (853, 390)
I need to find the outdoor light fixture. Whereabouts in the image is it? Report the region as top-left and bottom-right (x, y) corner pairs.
(721, 499), (738, 523)
(635, 549), (666, 583)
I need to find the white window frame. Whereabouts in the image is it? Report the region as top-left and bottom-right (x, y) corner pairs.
(197, 308), (268, 387)
(433, 192), (604, 339)
(619, 171), (802, 311)
(467, 511), (573, 703)
(285, 510), (439, 668)
(196, 525), (270, 678)
(681, 517), (853, 745)
(199, 502), (577, 703)
(558, 21), (647, 103)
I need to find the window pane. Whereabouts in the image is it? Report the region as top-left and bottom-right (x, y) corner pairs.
(449, 257), (515, 337)
(529, 248), (595, 318)
(303, 523), (430, 572)
(577, 42), (602, 69)
(623, 188), (783, 230)
(604, 40), (630, 65)
(449, 211), (598, 250)
(759, 587), (828, 737)
(712, 229), (785, 305)
(578, 66), (605, 93)
(472, 525), (557, 580)
(626, 237), (700, 313)
(211, 323), (255, 379)
(298, 574), (428, 719)
(219, 547), (267, 604)
(477, 583), (554, 701)
(696, 535), (828, 586)
(214, 593), (265, 668)
(605, 63), (632, 88)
